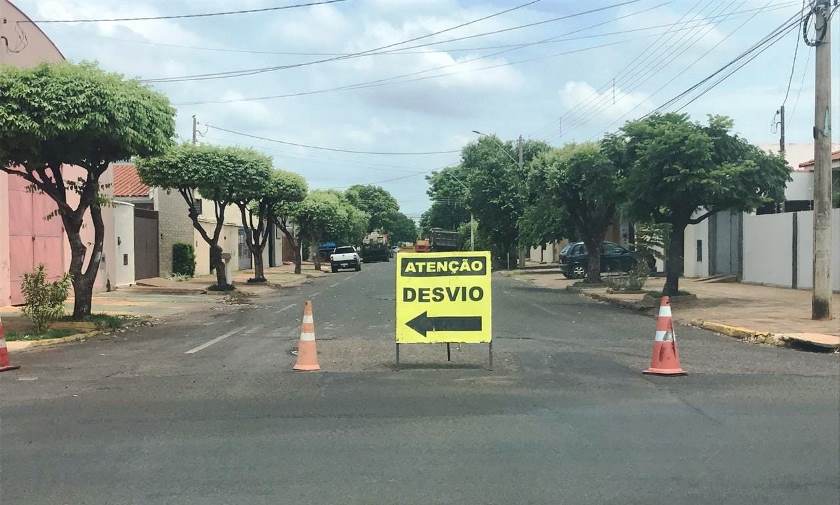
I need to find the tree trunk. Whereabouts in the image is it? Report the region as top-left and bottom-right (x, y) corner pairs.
(310, 242), (322, 271)
(583, 238), (602, 284)
(293, 245), (302, 274)
(210, 244), (228, 289)
(664, 223), (686, 296)
(64, 202), (106, 319)
(252, 253), (266, 282)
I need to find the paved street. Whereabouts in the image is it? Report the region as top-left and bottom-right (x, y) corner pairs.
(1, 261), (838, 505)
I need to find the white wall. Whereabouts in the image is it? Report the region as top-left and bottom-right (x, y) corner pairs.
(684, 218), (709, 278)
(741, 210), (839, 291)
(108, 202), (135, 287)
(742, 212), (793, 287)
(785, 172), (813, 201)
(794, 210), (840, 291)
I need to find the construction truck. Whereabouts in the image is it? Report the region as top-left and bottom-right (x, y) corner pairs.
(360, 231), (390, 262)
(429, 228), (460, 252)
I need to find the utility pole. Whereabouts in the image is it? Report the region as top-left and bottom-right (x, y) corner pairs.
(470, 212), (475, 251)
(809, 0), (833, 320)
(778, 105), (786, 155)
(192, 115), (198, 145)
(517, 135), (527, 268)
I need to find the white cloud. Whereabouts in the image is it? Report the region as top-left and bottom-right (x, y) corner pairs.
(558, 81), (651, 122)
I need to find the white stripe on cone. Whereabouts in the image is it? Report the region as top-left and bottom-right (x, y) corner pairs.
(302, 314), (314, 324)
(300, 332), (315, 342)
(655, 330), (667, 341)
(658, 306), (672, 317)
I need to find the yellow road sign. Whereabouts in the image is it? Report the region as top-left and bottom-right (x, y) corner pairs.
(395, 251), (492, 344)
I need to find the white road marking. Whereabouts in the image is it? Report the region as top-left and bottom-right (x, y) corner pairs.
(185, 326), (247, 354)
(245, 325), (264, 335)
(329, 282), (340, 288)
(529, 302), (560, 316)
(342, 273), (359, 283)
(311, 291), (321, 298)
(276, 303), (296, 313)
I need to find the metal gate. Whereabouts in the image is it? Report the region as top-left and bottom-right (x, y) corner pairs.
(709, 210), (742, 277)
(238, 228), (252, 270)
(133, 207), (160, 280)
(7, 176), (65, 305)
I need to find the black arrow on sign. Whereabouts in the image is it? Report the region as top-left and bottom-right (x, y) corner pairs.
(406, 311), (482, 337)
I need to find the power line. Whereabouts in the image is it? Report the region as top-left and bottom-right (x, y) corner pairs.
(781, 0), (807, 106)
(24, 0), (350, 24)
(648, 9), (804, 114)
(139, 0), (640, 83)
(527, 0), (714, 138)
(205, 124), (461, 155)
(92, 1), (795, 58)
(600, 0), (778, 132)
(174, 1), (673, 106)
(203, 131), (431, 174)
(553, 0), (723, 137)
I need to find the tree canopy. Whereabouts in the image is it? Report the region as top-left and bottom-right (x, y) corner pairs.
(605, 113), (790, 293)
(0, 62), (174, 317)
(344, 184), (399, 233)
(138, 144), (271, 288)
(526, 142), (623, 282)
(461, 135), (550, 265)
(389, 212), (418, 244)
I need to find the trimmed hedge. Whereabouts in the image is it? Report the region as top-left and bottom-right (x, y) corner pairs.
(172, 243), (196, 277)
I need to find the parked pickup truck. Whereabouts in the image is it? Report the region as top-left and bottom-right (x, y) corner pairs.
(330, 246), (362, 272)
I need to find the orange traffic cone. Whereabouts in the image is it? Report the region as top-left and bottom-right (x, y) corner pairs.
(293, 300), (320, 371)
(0, 315), (20, 372)
(643, 296), (685, 376)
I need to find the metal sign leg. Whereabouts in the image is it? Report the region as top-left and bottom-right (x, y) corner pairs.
(488, 341), (493, 370)
(446, 343), (451, 362)
(395, 343), (400, 370)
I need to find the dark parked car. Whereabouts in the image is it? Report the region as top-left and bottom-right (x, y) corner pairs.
(559, 241), (644, 279)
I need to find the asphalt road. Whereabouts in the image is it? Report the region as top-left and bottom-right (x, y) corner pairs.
(1, 261), (838, 505)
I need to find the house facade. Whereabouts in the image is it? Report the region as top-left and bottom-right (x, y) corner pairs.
(684, 143), (840, 292)
(113, 163), (286, 279)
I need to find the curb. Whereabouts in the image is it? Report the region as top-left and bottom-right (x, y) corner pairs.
(688, 320), (779, 346)
(7, 330), (100, 351)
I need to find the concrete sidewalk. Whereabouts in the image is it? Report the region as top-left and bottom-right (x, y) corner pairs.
(506, 265), (839, 350)
(133, 263), (327, 294)
(0, 263), (329, 352)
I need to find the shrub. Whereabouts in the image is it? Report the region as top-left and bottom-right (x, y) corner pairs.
(172, 243), (196, 277)
(604, 259), (650, 293)
(21, 265), (71, 333)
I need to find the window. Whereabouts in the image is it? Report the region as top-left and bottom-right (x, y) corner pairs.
(602, 243), (625, 255)
(572, 244), (587, 256)
(334, 246), (355, 254)
(696, 240), (703, 262)
(193, 199), (203, 215)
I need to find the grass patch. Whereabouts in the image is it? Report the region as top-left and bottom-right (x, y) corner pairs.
(5, 328), (78, 342)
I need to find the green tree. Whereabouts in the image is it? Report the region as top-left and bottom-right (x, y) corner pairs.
(605, 113), (789, 295)
(235, 167), (306, 283)
(345, 184), (399, 233)
(388, 212), (418, 244)
(138, 144), (269, 289)
(0, 62), (174, 317)
(294, 191), (346, 271)
(422, 166), (472, 235)
(527, 143), (623, 282)
(461, 136), (549, 267)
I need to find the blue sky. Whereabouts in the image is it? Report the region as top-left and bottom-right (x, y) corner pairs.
(16, 0), (840, 217)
